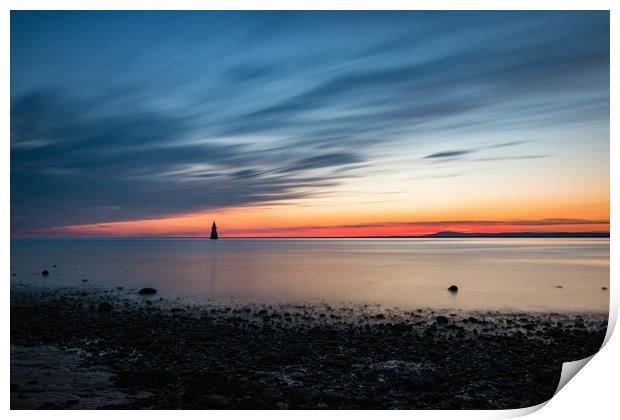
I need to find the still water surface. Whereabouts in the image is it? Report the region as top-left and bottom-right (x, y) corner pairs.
(11, 238), (609, 312)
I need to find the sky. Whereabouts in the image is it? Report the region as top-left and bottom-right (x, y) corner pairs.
(10, 11), (609, 237)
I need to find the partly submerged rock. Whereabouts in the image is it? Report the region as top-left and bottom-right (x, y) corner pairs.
(138, 288), (157, 295)
(447, 285), (458, 293)
(41, 270), (49, 277)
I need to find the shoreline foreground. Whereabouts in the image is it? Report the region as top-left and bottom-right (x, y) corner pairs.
(11, 288), (607, 410)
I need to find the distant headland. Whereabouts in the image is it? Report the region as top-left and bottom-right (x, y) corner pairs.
(421, 231), (610, 238)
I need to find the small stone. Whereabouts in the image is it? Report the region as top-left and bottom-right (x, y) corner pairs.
(41, 270), (49, 276)
(435, 315), (449, 324)
(554, 285), (563, 288)
(602, 287), (608, 291)
(138, 287), (157, 295)
(82, 278), (88, 283)
(290, 388), (318, 403)
(447, 285), (458, 293)
(98, 302), (113, 313)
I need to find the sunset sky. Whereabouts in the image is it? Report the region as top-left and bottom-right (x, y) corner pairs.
(11, 11), (609, 237)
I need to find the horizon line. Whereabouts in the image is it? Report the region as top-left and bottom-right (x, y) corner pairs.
(10, 231), (611, 240)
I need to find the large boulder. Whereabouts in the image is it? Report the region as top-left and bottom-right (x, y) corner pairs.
(138, 287), (157, 295)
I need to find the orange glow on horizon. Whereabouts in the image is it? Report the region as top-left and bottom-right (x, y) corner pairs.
(27, 200), (610, 237)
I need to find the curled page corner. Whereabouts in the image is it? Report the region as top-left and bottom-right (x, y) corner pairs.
(505, 355), (598, 418)
(501, 400), (548, 418)
(554, 355), (595, 396)
(548, 289), (617, 401)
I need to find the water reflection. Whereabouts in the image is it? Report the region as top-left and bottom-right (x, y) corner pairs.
(208, 242), (217, 297)
(10, 238), (609, 313)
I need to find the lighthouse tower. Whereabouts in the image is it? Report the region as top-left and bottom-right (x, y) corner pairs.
(210, 221), (219, 239)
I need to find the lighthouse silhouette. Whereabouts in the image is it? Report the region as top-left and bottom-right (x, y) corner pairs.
(210, 221), (219, 240)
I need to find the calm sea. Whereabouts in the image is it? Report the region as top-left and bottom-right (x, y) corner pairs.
(10, 238), (609, 313)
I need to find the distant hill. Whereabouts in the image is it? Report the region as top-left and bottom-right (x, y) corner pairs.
(423, 231), (610, 238)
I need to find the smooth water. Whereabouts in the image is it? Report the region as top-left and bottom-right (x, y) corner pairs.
(10, 238), (609, 312)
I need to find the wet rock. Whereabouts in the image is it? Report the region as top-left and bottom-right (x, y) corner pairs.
(447, 285), (458, 293)
(41, 270), (49, 276)
(391, 322), (413, 333)
(201, 394), (229, 408)
(82, 279), (88, 283)
(262, 389), (282, 403)
(138, 288), (157, 295)
(290, 388), (318, 404)
(321, 390), (342, 404)
(98, 302), (113, 313)
(435, 316), (449, 324)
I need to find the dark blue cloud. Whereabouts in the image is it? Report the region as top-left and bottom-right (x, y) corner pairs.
(424, 150), (472, 159)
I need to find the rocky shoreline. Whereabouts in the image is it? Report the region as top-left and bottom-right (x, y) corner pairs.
(11, 288), (608, 409)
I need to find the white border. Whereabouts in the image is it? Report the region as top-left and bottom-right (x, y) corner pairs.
(3, 1), (616, 419)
